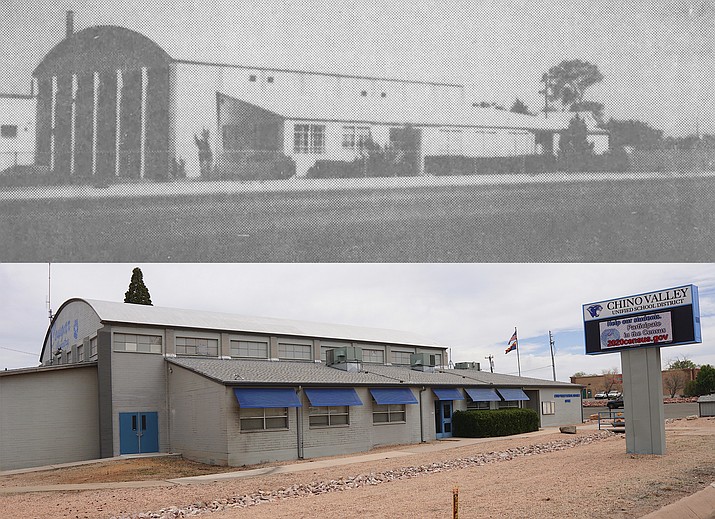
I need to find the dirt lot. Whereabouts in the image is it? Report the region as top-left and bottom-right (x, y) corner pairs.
(1, 418), (714, 519)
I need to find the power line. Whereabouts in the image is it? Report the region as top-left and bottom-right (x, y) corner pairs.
(507, 364), (553, 375)
(0, 346), (37, 356)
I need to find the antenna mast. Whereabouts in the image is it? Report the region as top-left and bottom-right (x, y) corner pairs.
(549, 330), (556, 381)
(47, 263), (53, 365)
(485, 354), (494, 373)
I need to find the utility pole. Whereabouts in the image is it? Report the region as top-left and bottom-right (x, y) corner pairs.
(540, 73), (551, 118)
(485, 355), (494, 373)
(549, 330), (556, 381)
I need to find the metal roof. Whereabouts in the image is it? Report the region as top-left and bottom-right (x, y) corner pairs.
(79, 299), (444, 348)
(168, 357), (579, 389)
(698, 394), (715, 403)
(220, 92), (564, 132)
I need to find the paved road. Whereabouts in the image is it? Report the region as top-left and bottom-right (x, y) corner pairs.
(1, 172), (713, 261)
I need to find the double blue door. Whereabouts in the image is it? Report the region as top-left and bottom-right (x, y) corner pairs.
(435, 401), (453, 439)
(119, 412), (159, 454)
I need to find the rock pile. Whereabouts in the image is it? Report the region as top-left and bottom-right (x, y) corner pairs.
(120, 431), (617, 519)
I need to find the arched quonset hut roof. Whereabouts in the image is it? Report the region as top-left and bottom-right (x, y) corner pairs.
(33, 26), (171, 78)
(40, 298), (445, 362)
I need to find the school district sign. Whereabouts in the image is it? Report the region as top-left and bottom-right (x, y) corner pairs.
(583, 285), (701, 355)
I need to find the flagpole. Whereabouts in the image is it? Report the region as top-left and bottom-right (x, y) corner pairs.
(515, 327), (521, 377)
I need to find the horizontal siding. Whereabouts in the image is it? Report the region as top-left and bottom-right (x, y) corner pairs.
(0, 366), (99, 471)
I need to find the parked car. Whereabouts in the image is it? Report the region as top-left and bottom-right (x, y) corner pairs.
(607, 398), (624, 410)
(608, 390), (622, 399)
(594, 392), (608, 399)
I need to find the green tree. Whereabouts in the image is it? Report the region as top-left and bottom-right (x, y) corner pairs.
(510, 98), (533, 115)
(571, 371), (588, 378)
(694, 364), (715, 395)
(667, 356), (697, 370)
(547, 59), (603, 108)
(124, 267), (153, 306)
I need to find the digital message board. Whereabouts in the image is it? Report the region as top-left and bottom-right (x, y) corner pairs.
(583, 285), (701, 355)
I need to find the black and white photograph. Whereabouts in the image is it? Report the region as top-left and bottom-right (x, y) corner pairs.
(0, 1), (713, 261)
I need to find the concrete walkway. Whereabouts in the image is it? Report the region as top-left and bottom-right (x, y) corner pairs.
(2, 425), (713, 518)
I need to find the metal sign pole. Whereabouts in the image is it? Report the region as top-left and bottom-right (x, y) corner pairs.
(621, 347), (666, 455)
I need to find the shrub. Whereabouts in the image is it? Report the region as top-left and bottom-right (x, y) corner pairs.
(453, 408), (539, 438)
(217, 152), (296, 181)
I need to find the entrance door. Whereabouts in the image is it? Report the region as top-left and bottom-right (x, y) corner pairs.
(119, 412), (159, 454)
(435, 401), (454, 439)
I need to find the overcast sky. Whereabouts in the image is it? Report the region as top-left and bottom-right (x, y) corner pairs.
(1, 263), (713, 381)
(1, 0), (713, 137)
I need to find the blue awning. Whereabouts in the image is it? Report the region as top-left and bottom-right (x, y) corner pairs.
(497, 388), (530, 401)
(233, 388), (302, 408)
(465, 388), (501, 402)
(305, 388), (363, 407)
(432, 388), (464, 401)
(369, 387), (418, 405)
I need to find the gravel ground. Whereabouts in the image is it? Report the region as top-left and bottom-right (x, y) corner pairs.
(1, 418), (714, 519)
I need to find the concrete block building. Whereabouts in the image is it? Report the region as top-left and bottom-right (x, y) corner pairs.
(0, 298), (582, 471)
(31, 16), (574, 180)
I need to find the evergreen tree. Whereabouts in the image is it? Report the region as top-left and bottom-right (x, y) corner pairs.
(559, 115), (594, 170)
(510, 98), (533, 115)
(124, 267), (153, 305)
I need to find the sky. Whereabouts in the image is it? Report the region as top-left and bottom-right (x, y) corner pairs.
(1, 263), (713, 382)
(1, 0), (713, 137)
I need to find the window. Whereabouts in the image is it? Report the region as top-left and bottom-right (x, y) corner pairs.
(66, 349), (72, 364)
(231, 340), (268, 358)
(342, 126), (371, 149)
(249, 75), (257, 82)
(309, 406), (349, 427)
(373, 403), (406, 423)
(381, 92), (387, 98)
(240, 407), (288, 431)
(542, 401), (556, 415)
(320, 346), (334, 363)
(1, 125), (18, 139)
(89, 336), (98, 359)
(498, 400), (520, 409)
(363, 348), (385, 364)
(467, 400), (490, 410)
(390, 350), (413, 365)
(293, 124), (325, 154)
(77, 344), (84, 362)
(114, 333), (162, 353)
(267, 76), (274, 83)
(278, 343), (312, 361)
(175, 337), (218, 356)
(360, 90), (368, 97)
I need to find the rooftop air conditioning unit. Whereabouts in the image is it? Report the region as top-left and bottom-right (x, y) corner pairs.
(454, 361), (481, 371)
(410, 352), (436, 372)
(326, 346), (362, 373)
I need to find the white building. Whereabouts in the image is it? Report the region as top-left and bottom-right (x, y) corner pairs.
(0, 94), (36, 172)
(32, 20), (566, 180)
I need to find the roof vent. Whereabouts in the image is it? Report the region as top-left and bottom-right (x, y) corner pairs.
(326, 346), (362, 373)
(410, 353), (436, 373)
(454, 361), (481, 371)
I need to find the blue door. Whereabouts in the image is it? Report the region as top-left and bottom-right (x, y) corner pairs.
(435, 401), (454, 439)
(119, 412), (159, 454)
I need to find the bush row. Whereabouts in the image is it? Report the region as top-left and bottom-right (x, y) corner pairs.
(452, 408), (539, 438)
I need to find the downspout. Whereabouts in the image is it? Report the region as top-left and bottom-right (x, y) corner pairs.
(419, 386), (427, 443)
(297, 386), (304, 459)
